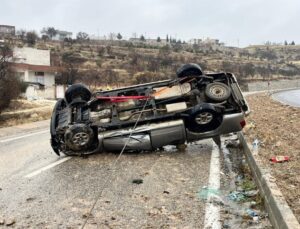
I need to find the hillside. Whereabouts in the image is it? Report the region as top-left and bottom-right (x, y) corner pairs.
(12, 38), (300, 90)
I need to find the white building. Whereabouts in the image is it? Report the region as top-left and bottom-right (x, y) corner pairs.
(11, 47), (57, 99)
(0, 25), (15, 37)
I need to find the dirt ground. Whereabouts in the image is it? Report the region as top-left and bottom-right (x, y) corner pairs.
(244, 93), (300, 222)
(0, 100), (55, 127)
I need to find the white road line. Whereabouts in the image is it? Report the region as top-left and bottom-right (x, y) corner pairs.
(0, 130), (48, 143)
(204, 141), (221, 229)
(24, 157), (71, 178)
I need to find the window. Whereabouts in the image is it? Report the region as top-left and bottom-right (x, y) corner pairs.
(36, 76), (44, 84)
(35, 72), (44, 76)
(35, 72), (45, 84)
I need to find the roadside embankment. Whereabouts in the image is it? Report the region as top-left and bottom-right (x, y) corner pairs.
(244, 93), (300, 223)
(0, 100), (55, 127)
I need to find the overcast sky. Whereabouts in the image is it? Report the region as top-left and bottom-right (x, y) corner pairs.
(1, 0), (299, 47)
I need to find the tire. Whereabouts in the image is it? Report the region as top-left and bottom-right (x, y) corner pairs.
(50, 99), (67, 155)
(64, 124), (94, 151)
(65, 84), (92, 104)
(185, 104), (222, 132)
(176, 63), (203, 78)
(205, 82), (231, 102)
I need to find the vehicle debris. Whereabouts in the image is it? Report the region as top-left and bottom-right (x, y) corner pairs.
(252, 139), (260, 152)
(228, 191), (246, 202)
(270, 155), (290, 163)
(246, 209), (259, 217)
(198, 186), (220, 200)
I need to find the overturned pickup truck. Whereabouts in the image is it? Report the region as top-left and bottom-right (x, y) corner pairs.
(50, 63), (249, 156)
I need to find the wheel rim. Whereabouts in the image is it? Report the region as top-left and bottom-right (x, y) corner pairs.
(209, 85), (226, 98)
(72, 132), (90, 146)
(195, 112), (213, 125)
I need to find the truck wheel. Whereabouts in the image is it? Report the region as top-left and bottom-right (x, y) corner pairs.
(176, 63), (203, 78)
(64, 124), (94, 151)
(185, 104), (222, 132)
(205, 82), (231, 102)
(65, 84), (92, 104)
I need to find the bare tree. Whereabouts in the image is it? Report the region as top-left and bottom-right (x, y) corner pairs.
(26, 31), (38, 47)
(41, 27), (57, 40)
(108, 33), (117, 41)
(76, 32), (89, 42)
(57, 52), (87, 85)
(41, 34), (49, 42)
(140, 35), (145, 42)
(0, 43), (21, 112)
(16, 29), (26, 41)
(117, 33), (122, 40)
(78, 68), (101, 91)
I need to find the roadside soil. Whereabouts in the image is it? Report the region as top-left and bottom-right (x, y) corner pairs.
(244, 93), (300, 222)
(0, 100), (55, 127)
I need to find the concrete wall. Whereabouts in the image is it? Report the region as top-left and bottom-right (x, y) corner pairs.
(247, 79), (300, 91)
(25, 85), (55, 100)
(27, 71), (55, 87)
(13, 47), (50, 66)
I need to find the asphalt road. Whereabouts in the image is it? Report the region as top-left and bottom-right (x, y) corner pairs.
(0, 120), (217, 228)
(272, 89), (300, 107)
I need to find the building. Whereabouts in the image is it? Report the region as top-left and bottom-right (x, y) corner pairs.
(53, 30), (73, 41)
(10, 47), (57, 99)
(129, 38), (167, 45)
(0, 25), (15, 37)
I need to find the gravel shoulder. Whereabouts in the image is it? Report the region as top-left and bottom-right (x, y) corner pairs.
(244, 93), (300, 222)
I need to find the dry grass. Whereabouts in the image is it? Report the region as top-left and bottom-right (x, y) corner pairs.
(0, 100), (55, 127)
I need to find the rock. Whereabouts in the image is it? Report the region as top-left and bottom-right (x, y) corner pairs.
(163, 190), (170, 194)
(253, 216), (259, 222)
(0, 218), (5, 225)
(30, 113), (38, 118)
(223, 224), (230, 228)
(6, 218), (16, 226)
(26, 197), (35, 202)
(82, 212), (92, 219)
(244, 190), (259, 197)
(132, 179), (143, 184)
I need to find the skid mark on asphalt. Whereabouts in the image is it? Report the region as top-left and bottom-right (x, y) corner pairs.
(204, 142), (221, 229)
(0, 130), (49, 143)
(24, 157), (71, 178)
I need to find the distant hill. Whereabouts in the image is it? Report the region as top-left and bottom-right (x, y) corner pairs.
(10, 38), (300, 89)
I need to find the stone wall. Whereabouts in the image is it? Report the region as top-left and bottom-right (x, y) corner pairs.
(247, 79), (300, 91)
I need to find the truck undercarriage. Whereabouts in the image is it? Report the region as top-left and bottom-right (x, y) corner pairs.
(50, 64), (249, 156)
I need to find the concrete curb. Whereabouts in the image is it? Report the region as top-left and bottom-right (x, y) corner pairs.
(238, 132), (300, 229)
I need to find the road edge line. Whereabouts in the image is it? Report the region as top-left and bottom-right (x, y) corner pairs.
(0, 130), (49, 143)
(238, 132), (300, 229)
(204, 141), (221, 229)
(24, 157), (71, 178)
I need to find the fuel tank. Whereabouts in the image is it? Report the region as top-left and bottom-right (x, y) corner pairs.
(98, 120), (186, 152)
